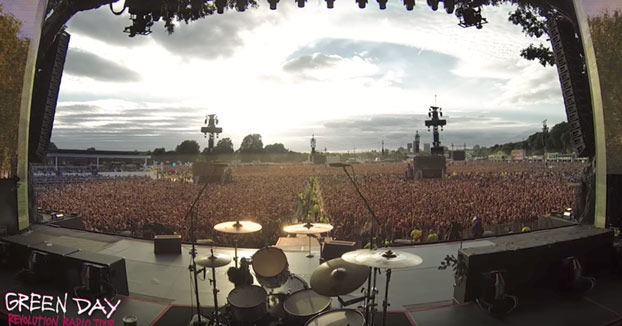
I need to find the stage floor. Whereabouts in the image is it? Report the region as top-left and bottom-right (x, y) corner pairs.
(2, 223), (622, 326)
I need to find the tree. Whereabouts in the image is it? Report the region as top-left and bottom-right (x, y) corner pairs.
(239, 134), (264, 154)
(175, 140), (200, 155)
(48, 142), (58, 151)
(264, 143), (289, 154)
(213, 138), (234, 154)
(153, 147), (166, 156)
(86, 147), (96, 152)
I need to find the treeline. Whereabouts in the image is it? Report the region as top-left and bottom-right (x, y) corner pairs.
(473, 121), (574, 157)
(151, 133), (311, 163)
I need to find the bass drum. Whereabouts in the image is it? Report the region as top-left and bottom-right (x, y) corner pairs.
(252, 246), (290, 288)
(227, 285), (267, 323)
(283, 289), (331, 326)
(304, 309), (365, 326)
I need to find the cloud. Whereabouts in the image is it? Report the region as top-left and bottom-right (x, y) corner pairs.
(64, 48), (141, 82)
(283, 53), (341, 72)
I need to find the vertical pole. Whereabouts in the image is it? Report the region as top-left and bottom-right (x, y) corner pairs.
(382, 269), (392, 326)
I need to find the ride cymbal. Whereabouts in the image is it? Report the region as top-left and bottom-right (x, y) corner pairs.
(310, 258), (369, 296)
(214, 220), (262, 234)
(283, 222), (333, 234)
(341, 249), (422, 269)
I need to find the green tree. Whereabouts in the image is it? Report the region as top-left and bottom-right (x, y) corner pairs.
(86, 147), (96, 152)
(153, 147), (166, 156)
(239, 134), (264, 154)
(175, 140), (200, 155)
(213, 137), (234, 154)
(0, 4), (30, 173)
(264, 143), (289, 154)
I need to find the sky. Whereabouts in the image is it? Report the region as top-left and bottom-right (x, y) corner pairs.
(36, 0), (618, 153)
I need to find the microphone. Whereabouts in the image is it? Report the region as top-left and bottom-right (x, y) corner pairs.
(329, 163), (351, 168)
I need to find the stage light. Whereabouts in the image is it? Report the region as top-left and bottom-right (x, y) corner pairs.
(404, 0), (415, 11)
(297, 0), (305, 8)
(377, 0), (387, 10)
(443, 0), (454, 13)
(357, 0), (367, 9)
(236, 0), (248, 11)
(326, 0), (334, 8)
(216, 0), (227, 14)
(455, 3), (488, 29)
(123, 13), (154, 37)
(268, 0), (279, 9)
(427, 0), (438, 11)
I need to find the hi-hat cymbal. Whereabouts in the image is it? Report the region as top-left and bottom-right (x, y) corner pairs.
(342, 249), (422, 269)
(214, 220), (262, 234)
(195, 253), (232, 268)
(310, 258), (369, 296)
(283, 222), (333, 234)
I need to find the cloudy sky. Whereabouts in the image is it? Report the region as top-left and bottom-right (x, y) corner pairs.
(44, 0), (615, 152)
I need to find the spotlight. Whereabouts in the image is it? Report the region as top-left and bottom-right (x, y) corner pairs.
(236, 0), (248, 11)
(456, 3), (487, 29)
(427, 0), (438, 10)
(123, 13), (154, 37)
(297, 0), (305, 8)
(268, 0), (278, 9)
(357, 0), (367, 9)
(216, 0), (227, 14)
(404, 0), (415, 10)
(377, 0), (387, 9)
(326, 0), (334, 8)
(443, 0), (454, 14)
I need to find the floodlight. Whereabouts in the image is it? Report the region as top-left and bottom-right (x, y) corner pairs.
(216, 0), (227, 14)
(297, 0), (305, 8)
(357, 0), (367, 9)
(443, 0), (454, 13)
(427, 0), (438, 10)
(404, 0), (415, 10)
(268, 0), (278, 9)
(326, 0), (334, 8)
(236, 0), (248, 11)
(377, 0), (387, 9)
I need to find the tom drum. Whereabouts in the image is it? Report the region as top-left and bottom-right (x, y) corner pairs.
(227, 285), (267, 323)
(304, 309), (365, 326)
(252, 246), (290, 288)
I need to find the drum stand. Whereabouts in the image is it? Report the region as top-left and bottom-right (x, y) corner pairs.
(381, 269), (392, 326)
(233, 238), (239, 267)
(208, 249), (222, 326)
(306, 235), (314, 258)
(364, 267), (380, 326)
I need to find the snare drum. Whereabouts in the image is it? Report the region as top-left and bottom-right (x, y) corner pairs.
(283, 289), (331, 325)
(227, 285), (267, 323)
(304, 309), (365, 326)
(252, 247), (290, 288)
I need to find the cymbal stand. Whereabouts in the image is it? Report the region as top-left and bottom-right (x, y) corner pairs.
(233, 237), (239, 268)
(381, 269), (392, 326)
(208, 248), (221, 326)
(366, 267), (380, 326)
(306, 235), (314, 258)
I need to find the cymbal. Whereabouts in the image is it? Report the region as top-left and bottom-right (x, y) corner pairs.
(195, 253), (231, 268)
(341, 249), (422, 269)
(283, 222), (333, 234)
(214, 220), (262, 234)
(310, 258), (368, 296)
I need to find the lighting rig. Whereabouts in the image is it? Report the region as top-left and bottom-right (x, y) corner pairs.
(425, 106), (446, 156)
(201, 114), (223, 153)
(118, 0), (488, 34)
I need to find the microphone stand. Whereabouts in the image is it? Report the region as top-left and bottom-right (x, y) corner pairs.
(184, 181), (211, 326)
(339, 165), (380, 326)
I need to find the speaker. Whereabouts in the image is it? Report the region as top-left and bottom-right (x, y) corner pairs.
(65, 250), (129, 296)
(0, 233), (48, 268)
(29, 31), (70, 162)
(0, 178), (19, 235)
(154, 234), (182, 254)
(547, 17), (594, 158)
(322, 239), (357, 261)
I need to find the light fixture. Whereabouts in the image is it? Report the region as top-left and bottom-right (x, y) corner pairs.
(404, 0), (415, 11)
(268, 0), (279, 9)
(357, 0), (367, 9)
(326, 0), (334, 8)
(377, 0), (387, 10)
(427, 0), (438, 10)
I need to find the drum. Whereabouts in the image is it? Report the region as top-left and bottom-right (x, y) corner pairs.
(304, 309), (365, 326)
(227, 285), (267, 323)
(267, 274), (309, 319)
(283, 289), (331, 325)
(252, 247), (290, 288)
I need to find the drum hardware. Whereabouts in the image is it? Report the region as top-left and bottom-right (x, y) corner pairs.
(341, 249), (423, 326)
(283, 222), (333, 259)
(336, 294), (367, 308)
(198, 249), (231, 326)
(304, 308), (365, 326)
(214, 220), (262, 267)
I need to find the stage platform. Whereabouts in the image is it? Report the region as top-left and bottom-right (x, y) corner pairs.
(2, 223), (622, 326)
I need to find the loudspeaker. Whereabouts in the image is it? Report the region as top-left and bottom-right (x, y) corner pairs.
(154, 234), (182, 254)
(65, 250), (129, 296)
(548, 17), (594, 158)
(322, 239), (357, 261)
(29, 31), (70, 162)
(0, 233), (48, 267)
(0, 178), (19, 235)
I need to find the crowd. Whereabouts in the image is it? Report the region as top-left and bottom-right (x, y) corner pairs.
(36, 161), (584, 247)
(322, 161), (583, 243)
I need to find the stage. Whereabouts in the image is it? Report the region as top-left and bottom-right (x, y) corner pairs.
(2, 223), (622, 326)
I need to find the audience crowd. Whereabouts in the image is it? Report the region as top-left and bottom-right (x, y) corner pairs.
(36, 161), (584, 247)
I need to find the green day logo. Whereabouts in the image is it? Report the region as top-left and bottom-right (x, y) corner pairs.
(5, 292), (121, 326)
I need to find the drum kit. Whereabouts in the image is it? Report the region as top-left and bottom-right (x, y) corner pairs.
(191, 220), (423, 326)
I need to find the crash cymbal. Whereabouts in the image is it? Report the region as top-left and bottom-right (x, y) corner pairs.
(214, 220), (262, 234)
(341, 249), (422, 269)
(310, 258), (369, 296)
(194, 253), (232, 268)
(283, 222), (333, 235)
